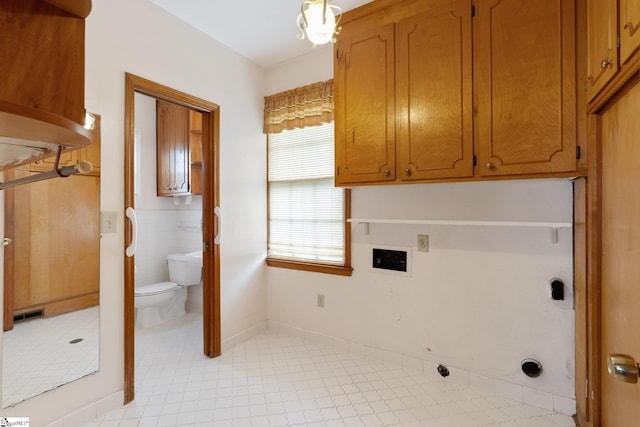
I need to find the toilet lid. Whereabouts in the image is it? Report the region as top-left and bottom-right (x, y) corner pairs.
(135, 281), (180, 296)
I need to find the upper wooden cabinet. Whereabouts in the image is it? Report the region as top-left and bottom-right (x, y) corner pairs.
(157, 100), (190, 196)
(586, 0), (618, 102)
(0, 0), (92, 170)
(397, 1), (474, 181)
(334, 0), (580, 186)
(335, 24), (396, 185)
(620, 0), (640, 65)
(475, 0), (577, 176)
(586, 0), (640, 106)
(156, 101), (202, 196)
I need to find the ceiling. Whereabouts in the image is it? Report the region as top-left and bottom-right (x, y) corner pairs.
(148, 0), (374, 68)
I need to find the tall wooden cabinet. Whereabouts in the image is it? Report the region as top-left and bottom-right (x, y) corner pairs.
(334, 0), (580, 186)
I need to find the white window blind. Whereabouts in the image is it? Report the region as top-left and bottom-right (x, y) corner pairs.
(268, 122), (345, 264)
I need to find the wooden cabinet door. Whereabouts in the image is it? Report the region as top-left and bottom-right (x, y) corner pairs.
(334, 24), (396, 185)
(396, 0), (473, 181)
(474, 0), (577, 176)
(586, 0), (618, 101)
(620, 0), (640, 65)
(156, 100), (190, 196)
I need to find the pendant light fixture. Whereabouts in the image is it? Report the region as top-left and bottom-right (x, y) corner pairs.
(297, 0), (342, 46)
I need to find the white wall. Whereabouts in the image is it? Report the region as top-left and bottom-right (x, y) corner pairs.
(0, 0), (268, 424)
(266, 49), (575, 409)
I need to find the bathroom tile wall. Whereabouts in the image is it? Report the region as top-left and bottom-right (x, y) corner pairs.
(134, 203), (203, 288)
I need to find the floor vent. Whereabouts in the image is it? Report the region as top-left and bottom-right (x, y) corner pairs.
(14, 309), (44, 323)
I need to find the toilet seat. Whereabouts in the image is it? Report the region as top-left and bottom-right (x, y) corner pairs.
(135, 281), (181, 297)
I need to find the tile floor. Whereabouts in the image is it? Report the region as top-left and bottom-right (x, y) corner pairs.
(3, 306), (99, 407)
(84, 313), (575, 427)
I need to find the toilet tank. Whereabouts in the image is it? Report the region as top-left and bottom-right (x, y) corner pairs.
(167, 252), (202, 285)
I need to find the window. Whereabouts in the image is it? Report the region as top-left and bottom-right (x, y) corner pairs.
(267, 122), (352, 275)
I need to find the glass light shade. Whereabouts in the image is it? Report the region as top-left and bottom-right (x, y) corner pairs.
(84, 112), (96, 130)
(303, 0), (337, 45)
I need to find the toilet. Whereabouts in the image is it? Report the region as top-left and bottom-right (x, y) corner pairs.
(134, 251), (202, 329)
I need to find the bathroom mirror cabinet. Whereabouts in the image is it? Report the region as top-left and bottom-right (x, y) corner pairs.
(1, 115), (101, 408)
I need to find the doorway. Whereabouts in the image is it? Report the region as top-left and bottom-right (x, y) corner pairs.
(123, 73), (221, 404)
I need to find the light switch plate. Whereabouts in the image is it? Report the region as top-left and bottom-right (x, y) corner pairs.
(417, 234), (429, 252)
(100, 211), (118, 234)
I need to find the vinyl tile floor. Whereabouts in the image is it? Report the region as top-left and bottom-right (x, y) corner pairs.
(84, 313), (575, 427)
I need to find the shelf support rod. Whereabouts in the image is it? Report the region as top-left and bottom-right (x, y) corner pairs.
(0, 147), (92, 190)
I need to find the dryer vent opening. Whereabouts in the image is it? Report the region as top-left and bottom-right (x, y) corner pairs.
(521, 359), (543, 378)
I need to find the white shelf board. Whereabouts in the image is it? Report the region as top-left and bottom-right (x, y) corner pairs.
(347, 218), (572, 243)
(348, 218), (572, 228)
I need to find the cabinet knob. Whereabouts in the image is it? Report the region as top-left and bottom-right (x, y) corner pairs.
(486, 162), (495, 170)
(601, 59), (613, 69)
(384, 169), (391, 177)
(404, 168), (412, 176)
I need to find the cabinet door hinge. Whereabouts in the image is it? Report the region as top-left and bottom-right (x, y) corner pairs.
(336, 166), (340, 176)
(576, 145), (582, 160)
(473, 155), (477, 166)
(471, 4), (475, 17)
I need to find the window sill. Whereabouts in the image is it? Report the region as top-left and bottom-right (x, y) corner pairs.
(266, 258), (353, 276)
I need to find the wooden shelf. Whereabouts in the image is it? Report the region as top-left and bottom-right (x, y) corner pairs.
(0, 100), (91, 171)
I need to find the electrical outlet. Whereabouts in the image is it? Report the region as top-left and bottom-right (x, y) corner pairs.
(417, 234), (429, 252)
(317, 294), (325, 308)
(100, 211), (118, 234)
